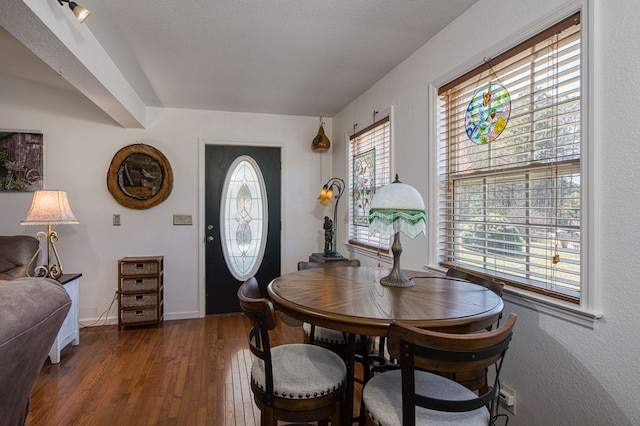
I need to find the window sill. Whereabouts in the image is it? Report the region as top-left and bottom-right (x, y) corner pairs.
(502, 287), (602, 330)
(423, 265), (603, 330)
(345, 242), (387, 263)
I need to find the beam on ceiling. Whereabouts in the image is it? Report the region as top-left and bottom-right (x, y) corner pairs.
(0, 0), (147, 128)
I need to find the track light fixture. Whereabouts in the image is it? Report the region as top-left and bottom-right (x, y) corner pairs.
(56, 0), (92, 24)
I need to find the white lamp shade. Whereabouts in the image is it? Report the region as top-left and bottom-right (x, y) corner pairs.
(369, 179), (426, 239)
(21, 190), (79, 225)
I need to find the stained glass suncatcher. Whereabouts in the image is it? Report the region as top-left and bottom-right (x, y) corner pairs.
(465, 84), (511, 144)
(352, 149), (375, 226)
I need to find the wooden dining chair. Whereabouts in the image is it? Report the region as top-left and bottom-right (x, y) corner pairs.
(445, 267), (505, 301)
(378, 268), (505, 366)
(443, 267), (506, 394)
(237, 277), (346, 426)
(296, 259), (361, 271)
(362, 313), (517, 426)
(297, 259), (364, 356)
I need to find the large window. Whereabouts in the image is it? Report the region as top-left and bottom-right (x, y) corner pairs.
(437, 13), (581, 302)
(348, 116), (392, 251)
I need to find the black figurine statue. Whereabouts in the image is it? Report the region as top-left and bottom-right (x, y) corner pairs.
(323, 216), (334, 254)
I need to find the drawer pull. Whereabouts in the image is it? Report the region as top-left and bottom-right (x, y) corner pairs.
(121, 294), (156, 308)
(136, 279), (143, 283)
(136, 263), (144, 268)
(135, 310), (143, 315)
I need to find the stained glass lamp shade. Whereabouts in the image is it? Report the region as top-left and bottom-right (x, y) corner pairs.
(369, 175), (426, 287)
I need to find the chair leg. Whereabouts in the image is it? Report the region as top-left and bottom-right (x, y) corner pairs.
(331, 401), (342, 426)
(260, 408), (276, 426)
(309, 324), (316, 344)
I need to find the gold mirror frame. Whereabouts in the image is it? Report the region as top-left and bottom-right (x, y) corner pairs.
(107, 143), (173, 209)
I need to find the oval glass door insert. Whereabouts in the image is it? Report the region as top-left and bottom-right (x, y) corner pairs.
(220, 155), (268, 281)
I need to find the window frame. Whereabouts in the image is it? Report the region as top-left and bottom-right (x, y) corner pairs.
(426, 6), (601, 327)
(347, 113), (392, 253)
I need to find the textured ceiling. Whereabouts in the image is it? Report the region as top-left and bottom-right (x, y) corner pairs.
(0, 0), (478, 118)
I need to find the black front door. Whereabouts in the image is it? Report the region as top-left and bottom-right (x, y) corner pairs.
(204, 145), (281, 314)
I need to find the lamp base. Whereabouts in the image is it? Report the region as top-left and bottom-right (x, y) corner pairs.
(33, 264), (63, 280)
(27, 226), (64, 280)
(379, 232), (414, 288)
(380, 269), (414, 287)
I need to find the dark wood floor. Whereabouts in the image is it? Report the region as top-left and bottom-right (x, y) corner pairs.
(27, 313), (351, 426)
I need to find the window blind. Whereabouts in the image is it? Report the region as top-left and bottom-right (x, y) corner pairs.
(348, 116), (391, 251)
(437, 13), (581, 302)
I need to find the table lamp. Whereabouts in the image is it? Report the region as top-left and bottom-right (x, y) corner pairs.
(369, 175), (426, 287)
(21, 190), (79, 279)
(317, 177), (344, 257)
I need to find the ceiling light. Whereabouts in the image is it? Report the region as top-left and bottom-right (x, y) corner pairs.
(311, 115), (330, 152)
(56, 0), (92, 24)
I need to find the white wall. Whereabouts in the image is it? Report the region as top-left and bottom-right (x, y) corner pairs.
(333, 0), (639, 424)
(0, 73), (334, 322)
(3, 0), (639, 423)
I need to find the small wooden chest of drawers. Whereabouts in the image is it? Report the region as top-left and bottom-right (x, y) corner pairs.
(118, 256), (164, 329)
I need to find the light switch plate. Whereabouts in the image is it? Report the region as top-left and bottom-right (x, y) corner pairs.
(113, 214), (121, 226)
(173, 214), (192, 225)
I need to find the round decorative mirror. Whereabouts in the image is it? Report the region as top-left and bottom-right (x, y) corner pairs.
(107, 143), (173, 209)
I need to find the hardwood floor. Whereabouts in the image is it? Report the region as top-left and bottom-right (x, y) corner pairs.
(27, 313), (351, 426)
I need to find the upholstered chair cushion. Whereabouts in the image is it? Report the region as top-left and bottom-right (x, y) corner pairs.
(251, 343), (346, 399)
(363, 369), (490, 426)
(0, 235), (39, 280)
(302, 323), (362, 344)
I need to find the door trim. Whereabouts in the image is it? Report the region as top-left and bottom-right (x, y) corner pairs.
(198, 138), (286, 317)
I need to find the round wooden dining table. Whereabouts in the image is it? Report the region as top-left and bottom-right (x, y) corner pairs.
(267, 266), (504, 424)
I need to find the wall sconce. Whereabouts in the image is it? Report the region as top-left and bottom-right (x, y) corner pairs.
(56, 0), (92, 23)
(369, 175), (426, 287)
(21, 190), (79, 279)
(317, 177), (344, 257)
(311, 115), (330, 152)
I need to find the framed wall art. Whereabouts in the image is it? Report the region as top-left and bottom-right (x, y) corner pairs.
(107, 143), (173, 209)
(0, 131), (43, 192)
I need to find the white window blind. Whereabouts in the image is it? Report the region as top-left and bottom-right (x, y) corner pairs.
(348, 116), (391, 251)
(437, 13), (581, 302)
